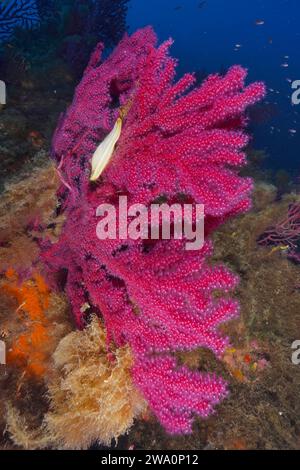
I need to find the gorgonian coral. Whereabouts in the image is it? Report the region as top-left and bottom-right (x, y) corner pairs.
(58, 0), (129, 76)
(44, 27), (265, 434)
(0, 1), (129, 79)
(258, 202), (300, 264)
(0, 0), (40, 42)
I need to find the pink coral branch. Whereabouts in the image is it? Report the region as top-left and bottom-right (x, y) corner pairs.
(258, 203), (300, 250)
(44, 27), (265, 434)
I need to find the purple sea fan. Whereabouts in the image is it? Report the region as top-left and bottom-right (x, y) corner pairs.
(258, 202), (300, 264)
(44, 27), (265, 434)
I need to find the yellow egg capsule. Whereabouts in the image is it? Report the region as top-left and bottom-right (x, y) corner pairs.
(90, 117), (122, 182)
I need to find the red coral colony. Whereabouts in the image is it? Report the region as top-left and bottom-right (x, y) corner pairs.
(43, 27), (265, 434)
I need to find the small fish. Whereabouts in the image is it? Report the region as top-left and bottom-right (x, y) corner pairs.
(174, 5), (182, 10)
(255, 19), (265, 26)
(267, 245), (289, 256)
(289, 129), (297, 134)
(235, 44), (242, 48)
(198, 1), (206, 9)
(284, 55), (289, 59)
(281, 63), (289, 68)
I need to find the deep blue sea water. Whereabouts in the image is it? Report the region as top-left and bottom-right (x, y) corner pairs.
(128, 0), (300, 173)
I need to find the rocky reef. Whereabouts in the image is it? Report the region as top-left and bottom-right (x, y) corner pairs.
(0, 25), (300, 451)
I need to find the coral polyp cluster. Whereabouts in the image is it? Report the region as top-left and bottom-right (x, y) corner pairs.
(44, 27), (265, 434)
(258, 202), (300, 263)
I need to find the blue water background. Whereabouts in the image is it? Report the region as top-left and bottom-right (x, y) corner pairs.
(128, 0), (300, 172)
